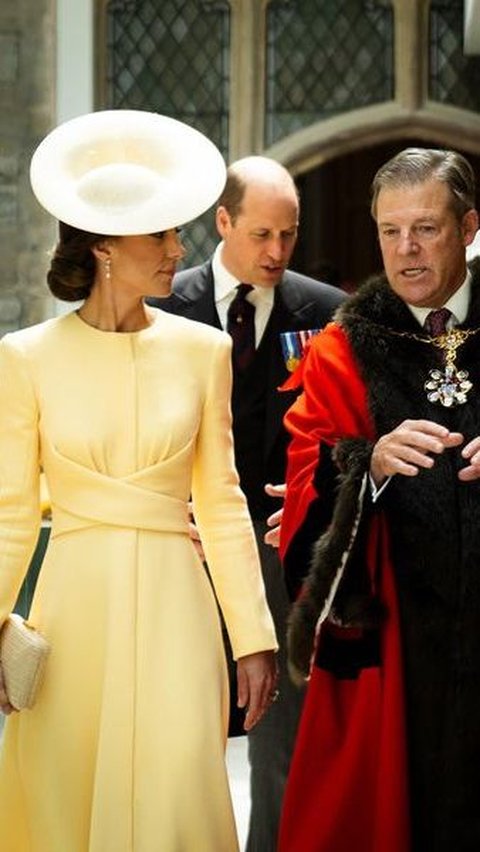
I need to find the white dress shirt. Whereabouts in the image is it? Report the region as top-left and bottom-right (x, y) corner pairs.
(406, 271), (471, 329)
(211, 243), (275, 346)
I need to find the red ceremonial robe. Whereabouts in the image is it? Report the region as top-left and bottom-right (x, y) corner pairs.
(278, 323), (410, 852)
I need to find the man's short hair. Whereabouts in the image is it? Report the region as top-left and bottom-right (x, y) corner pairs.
(371, 147), (476, 221)
(217, 157), (300, 224)
(217, 169), (246, 224)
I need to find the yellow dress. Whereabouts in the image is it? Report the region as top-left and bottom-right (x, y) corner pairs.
(0, 309), (277, 852)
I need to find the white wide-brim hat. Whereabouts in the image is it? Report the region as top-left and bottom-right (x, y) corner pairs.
(30, 109), (226, 235)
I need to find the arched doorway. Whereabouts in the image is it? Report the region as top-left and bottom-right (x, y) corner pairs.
(291, 139), (480, 292)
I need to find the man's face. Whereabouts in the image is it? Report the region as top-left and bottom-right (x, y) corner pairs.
(376, 179), (478, 308)
(216, 182), (299, 287)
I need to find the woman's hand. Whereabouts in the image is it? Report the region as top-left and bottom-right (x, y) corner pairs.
(0, 663), (14, 715)
(187, 501), (205, 562)
(236, 650), (279, 732)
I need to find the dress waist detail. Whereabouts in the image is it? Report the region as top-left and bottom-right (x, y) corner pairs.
(43, 444), (190, 538)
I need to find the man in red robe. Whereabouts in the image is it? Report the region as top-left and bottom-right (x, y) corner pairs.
(279, 147), (480, 852)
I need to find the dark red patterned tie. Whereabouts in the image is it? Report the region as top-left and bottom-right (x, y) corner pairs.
(227, 284), (255, 370)
(424, 308), (451, 337)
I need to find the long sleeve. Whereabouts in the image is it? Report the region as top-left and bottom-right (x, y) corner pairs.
(280, 324), (373, 579)
(191, 332), (277, 659)
(0, 336), (41, 626)
(280, 324), (379, 679)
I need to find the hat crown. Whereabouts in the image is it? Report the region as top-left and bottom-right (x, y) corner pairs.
(30, 110), (226, 235)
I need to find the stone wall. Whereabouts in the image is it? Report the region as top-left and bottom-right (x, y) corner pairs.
(0, 0), (56, 335)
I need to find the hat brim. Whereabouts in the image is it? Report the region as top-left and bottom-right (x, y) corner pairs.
(30, 110), (226, 235)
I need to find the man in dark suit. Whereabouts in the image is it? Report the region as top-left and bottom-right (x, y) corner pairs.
(150, 156), (344, 852)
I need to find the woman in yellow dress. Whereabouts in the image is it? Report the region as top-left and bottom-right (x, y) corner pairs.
(0, 110), (278, 852)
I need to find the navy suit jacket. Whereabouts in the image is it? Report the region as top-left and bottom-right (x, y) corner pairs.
(149, 260), (345, 490)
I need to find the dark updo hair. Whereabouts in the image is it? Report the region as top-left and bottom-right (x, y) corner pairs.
(47, 222), (111, 302)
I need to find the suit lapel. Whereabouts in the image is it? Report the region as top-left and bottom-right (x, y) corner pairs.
(170, 266), (324, 467)
(171, 262), (221, 328)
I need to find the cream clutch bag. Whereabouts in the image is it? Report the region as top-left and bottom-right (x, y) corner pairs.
(0, 614), (50, 710)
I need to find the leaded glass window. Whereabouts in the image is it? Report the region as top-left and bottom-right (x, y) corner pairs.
(104, 0), (230, 264)
(265, 0), (394, 147)
(429, 0), (480, 112)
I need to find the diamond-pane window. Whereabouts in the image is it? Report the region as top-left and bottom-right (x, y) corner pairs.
(265, 0), (394, 146)
(104, 0), (230, 265)
(429, 0), (480, 111)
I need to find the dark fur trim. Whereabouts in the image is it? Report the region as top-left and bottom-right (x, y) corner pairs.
(287, 437), (376, 684)
(332, 436), (373, 473)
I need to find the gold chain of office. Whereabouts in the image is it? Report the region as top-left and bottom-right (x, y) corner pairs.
(390, 326), (480, 407)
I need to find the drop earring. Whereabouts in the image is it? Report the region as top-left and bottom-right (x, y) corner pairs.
(104, 258), (111, 281)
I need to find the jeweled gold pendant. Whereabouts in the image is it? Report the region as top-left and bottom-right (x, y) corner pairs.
(424, 364), (472, 407)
